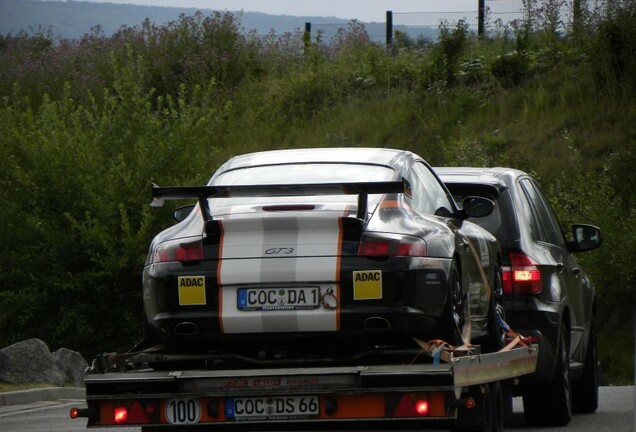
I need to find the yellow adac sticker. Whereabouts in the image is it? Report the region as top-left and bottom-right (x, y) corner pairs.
(178, 276), (206, 305)
(353, 270), (383, 300)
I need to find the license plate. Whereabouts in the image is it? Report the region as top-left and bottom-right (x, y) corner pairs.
(165, 398), (201, 425)
(237, 287), (320, 311)
(226, 396), (320, 421)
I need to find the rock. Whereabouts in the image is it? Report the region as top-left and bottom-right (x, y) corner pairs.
(0, 339), (86, 386)
(52, 348), (88, 387)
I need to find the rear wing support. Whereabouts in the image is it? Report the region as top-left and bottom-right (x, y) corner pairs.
(150, 178), (411, 223)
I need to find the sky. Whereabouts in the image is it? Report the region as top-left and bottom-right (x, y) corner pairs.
(78, 0), (478, 22)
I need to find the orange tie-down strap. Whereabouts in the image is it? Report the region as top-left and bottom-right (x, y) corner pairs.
(410, 338), (476, 364)
(502, 330), (535, 351)
(411, 324), (534, 363)
(498, 315), (535, 350)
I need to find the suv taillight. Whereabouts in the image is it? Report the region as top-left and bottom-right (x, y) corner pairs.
(153, 238), (203, 263)
(502, 252), (542, 295)
(357, 235), (426, 257)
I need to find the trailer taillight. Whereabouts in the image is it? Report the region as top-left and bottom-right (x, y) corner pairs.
(110, 401), (158, 425)
(114, 407), (128, 424)
(415, 400), (429, 415)
(69, 407), (89, 419)
(153, 238), (203, 263)
(502, 253), (542, 295)
(393, 393), (431, 417)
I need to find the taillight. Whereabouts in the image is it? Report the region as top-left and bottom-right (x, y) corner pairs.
(114, 407), (128, 424)
(358, 235), (426, 257)
(111, 400), (157, 425)
(153, 238), (204, 263)
(415, 400), (430, 415)
(502, 252), (542, 295)
(69, 407), (89, 419)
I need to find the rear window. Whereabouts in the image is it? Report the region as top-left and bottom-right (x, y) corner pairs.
(444, 183), (518, 244)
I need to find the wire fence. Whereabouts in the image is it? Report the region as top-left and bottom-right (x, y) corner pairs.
(306, 21), (386, 45)
(486, 0), (575, 33)
(304, 0), (596, 46)
(394, 11), (480, 31)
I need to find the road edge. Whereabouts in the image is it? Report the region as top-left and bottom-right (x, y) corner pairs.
(0, 387), (85, 406)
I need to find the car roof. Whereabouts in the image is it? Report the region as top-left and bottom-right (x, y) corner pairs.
(434, 166), (528, 190)
(216, 148), (416, 173)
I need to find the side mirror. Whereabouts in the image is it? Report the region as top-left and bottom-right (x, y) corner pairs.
(461, 196), (495, 219)
(173, 204), (195, 222)
(568, 224), (602, 252)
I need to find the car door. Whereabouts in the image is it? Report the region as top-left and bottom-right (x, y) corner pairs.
(518, 178), (586, 355)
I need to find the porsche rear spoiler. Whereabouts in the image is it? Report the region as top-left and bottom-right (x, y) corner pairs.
(150, 178), (411, 223)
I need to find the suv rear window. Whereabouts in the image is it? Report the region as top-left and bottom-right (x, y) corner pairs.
(445, 183), (518, 244)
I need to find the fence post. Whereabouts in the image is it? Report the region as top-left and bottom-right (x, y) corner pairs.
(304, 22), (311, 48)
(478, 0), (485, 37)
(386, 10), (393, 46)
(572, 0), (582, 29)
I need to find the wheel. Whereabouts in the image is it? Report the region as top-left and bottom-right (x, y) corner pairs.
(142, 427), (188, 432)
(572, 316), (599, 413)
(523, 324), (572, 426)
(480, 266), (506, 353)
(477, 383), (494, 432)
(453, 383), (502, 432)
(490, 382), (504, 432)
(437, 261), (466, 346)
(500, 380), (514, 426)
(142, 311), (164, 347)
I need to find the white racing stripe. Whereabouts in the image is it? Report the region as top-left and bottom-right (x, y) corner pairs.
(218, 214), (342, 334)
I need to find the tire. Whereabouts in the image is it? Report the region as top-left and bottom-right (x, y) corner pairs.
(523, 324), (572, 426)
(501, 380), (514, 426)
(454, 383), (502, 432)
(142, 427), (188, 432)
(142, 312), (164, 348)
(438, 261), (466, 346)
(480, 266), (505, 353)
(475, 383), (494, 432)
(490, 382), (504, 432)
(572, 317), (599, 413)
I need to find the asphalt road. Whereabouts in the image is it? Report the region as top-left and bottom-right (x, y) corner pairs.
(0, 386), (633, 432)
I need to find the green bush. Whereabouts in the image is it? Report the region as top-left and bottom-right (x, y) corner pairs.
(490, 50), (529, 87)
(0, 47), (227, 356)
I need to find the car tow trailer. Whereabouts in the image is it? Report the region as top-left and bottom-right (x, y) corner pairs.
(70, 339), (538, 431)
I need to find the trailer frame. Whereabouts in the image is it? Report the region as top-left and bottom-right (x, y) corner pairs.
(71, 342), (538, 431)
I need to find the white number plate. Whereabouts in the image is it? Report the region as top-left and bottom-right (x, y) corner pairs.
(165, 398), (201, 424)
(226, 396), (320, 421)
(237, 287), (320, 311)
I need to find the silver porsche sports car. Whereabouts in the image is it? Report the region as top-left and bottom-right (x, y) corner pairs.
(143, 148), (504, 367)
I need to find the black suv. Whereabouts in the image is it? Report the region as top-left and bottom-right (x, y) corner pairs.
(436, 167), (602, 427)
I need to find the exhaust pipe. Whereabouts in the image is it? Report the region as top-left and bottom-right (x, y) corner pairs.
(173, 321), (201, 337)
(363, 316), (392, 332)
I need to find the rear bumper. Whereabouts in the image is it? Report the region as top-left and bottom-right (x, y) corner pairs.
(143, 257), (455, 351)
(506, 305), (560, 385)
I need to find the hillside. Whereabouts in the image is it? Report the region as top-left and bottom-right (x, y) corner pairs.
(0, 0), (360, 39)
(0, 3), (634, 384)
